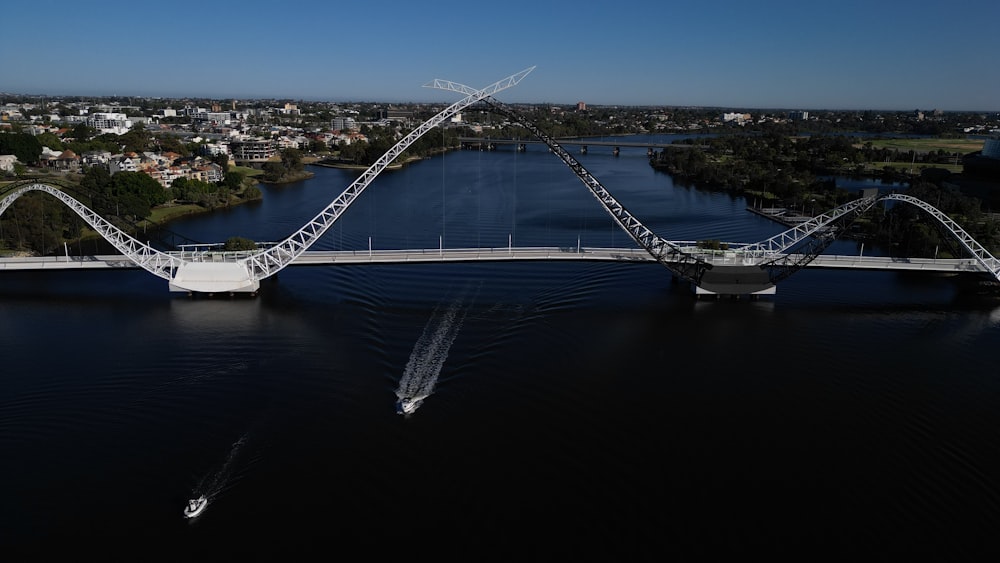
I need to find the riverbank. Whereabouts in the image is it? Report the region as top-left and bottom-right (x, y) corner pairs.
(256, 169), (315, 185)
(311, 160), (402, 171)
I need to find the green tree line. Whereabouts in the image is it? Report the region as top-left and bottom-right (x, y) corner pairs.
(650, 132), (1000, 257)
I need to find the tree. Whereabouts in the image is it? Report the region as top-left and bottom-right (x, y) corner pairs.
(338, 140), (366, 164)
(0, 132), (43, 165)
(154, 133), (189, 155)
(210, 153), (229, 171)
(71, 123), (97, 142)
(35, 132), (64, 151)
(223, 236), (256, 251)
(119, 123), (153, 153)
(107, 171), (168, 219)
(262, 161), (287, 182)
(279, 148), (303, 171)
(222, 169), (244, 190)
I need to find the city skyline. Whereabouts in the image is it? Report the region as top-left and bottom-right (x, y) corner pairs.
(2, 0), (998, 112)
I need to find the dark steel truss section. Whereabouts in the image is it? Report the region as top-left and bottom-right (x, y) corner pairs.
(479, 98), (710, 285)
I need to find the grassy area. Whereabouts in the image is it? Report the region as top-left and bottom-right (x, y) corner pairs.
(884, 162), (964, 173)
(862, 138), (984, 153)
(146, 203), (206, 223)
(230, 164), (263, 177)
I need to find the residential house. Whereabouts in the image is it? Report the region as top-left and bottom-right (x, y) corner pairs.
(110, 154), (140, 174)
(55, 150), (81, 171)
(81, 150), (113, 168)
(0, 154), (18, 172)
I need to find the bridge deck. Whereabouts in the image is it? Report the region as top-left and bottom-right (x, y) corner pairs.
(0, 248), (985, 273)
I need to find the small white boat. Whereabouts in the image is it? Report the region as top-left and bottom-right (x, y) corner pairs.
(395, 395), (427, 415)
(183, 495), (208, 519)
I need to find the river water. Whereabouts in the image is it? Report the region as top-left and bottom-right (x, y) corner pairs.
(3, 138), (1000, 559)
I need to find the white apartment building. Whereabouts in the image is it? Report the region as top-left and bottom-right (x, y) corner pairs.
(229, 139), (275, 161)
(722, 112), (751, 124)
(87, 112), (133, 135)
(332, 117), (357, 131)
(202, 143), (231, 156)
(193, 111), (233, 125)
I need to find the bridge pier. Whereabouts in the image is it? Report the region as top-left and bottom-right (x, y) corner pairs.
(693, 265), (776, 298)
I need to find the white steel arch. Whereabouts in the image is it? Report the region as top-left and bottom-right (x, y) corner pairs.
(732, 193), (1000, 283)
(0, 68), (535, 293)
(729, 194), (880, 261)
(426, 78), (712, 285)
(880, 193), (1000, 280)
(0, 182), (185, 280)
(240, 67), (535, 284)
(5, 73), (1000, 291)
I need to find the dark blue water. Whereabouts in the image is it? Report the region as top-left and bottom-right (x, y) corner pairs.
(3, 142), (1000, 559)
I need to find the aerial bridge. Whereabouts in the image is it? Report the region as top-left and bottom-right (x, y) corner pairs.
(2, 67), (999, 298)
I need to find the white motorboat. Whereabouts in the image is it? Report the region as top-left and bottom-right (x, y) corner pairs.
(395, 395), (426, 415)
(183, 495), (208, 519)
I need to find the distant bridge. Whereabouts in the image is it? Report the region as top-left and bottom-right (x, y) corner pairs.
(457, 137), (703, 155)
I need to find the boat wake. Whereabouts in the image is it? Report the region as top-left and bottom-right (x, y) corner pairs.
(395, 287), (474, 416)
(186, 432), (249, 518)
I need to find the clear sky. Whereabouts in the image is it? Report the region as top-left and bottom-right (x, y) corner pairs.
(2, 0), (997, 112)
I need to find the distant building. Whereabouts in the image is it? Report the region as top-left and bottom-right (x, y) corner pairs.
(81, 150), (112, 167)
(87, 112), (133, 135)
(722, 112), (751, 124)
(0, 154), (18, 172)
(54, 150), (81, 171)
(229, 139), (275, 162)
(201, 143), (230, 157)
(110, 153), (140, 174)
(788, 111), (809, 121)
(188, 162), (224, 184)
(383, 108), (414, 123)
(577, 101), (587, 111)
(332, 117), (357, 131)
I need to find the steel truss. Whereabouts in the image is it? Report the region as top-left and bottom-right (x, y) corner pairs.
(4, 72), (1000, 290)
(733, 193), (1000, 284)
(881, 193), (1000, 279)
(426, 79), (711, 285)
(0, 182), (183, 279)
(240, 67), (536, 282)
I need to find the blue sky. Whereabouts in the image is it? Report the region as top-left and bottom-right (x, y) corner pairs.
(2, 0), (997, 111)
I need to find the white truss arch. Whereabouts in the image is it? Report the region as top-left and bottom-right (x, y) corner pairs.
(881, 193), (1000, 280)
(240, 67), (535, 282)
(733, 192), (1000, 283)
(6, 72), (1000, 291)
(0, 68), (535, 293)
(731, 195), (880, 261)
(425, 79), (712, 285)
(0, 182), (184, 280)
